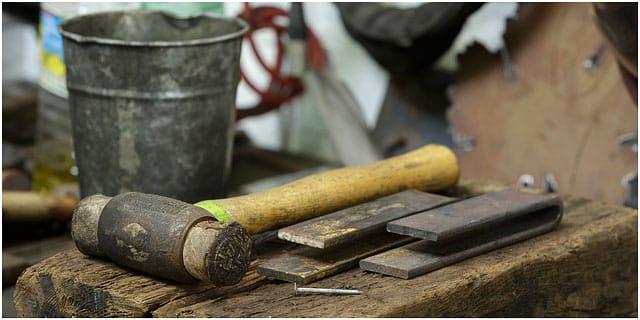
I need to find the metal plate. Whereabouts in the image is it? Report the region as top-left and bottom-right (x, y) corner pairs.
(387, 190), (563, 242)
(257, 231), (415, 284)
(362, 190), (564, 279)
(278, 190), (454, 249)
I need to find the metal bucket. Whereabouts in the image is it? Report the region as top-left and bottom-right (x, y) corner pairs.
(60, 10), (248, 202)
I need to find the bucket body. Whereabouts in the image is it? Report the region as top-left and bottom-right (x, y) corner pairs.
(60, 10), (247, 202)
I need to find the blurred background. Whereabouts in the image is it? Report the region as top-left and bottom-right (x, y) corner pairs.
(2, 2), (637, 317)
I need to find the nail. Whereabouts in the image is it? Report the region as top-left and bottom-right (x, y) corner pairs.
(293, 283), (362, 295)
(584, 44), (607, 73)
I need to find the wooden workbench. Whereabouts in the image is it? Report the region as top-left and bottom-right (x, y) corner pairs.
(13, 180), (638, 317)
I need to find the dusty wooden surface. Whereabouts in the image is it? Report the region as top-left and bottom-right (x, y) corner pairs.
(14, 180), (637, 317)
(448, 3), (637, 205)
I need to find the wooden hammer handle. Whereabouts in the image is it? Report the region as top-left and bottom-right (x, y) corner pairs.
(196, 144), (459, 234)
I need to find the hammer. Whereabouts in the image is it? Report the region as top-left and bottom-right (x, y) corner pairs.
(71, 144), (459, 286)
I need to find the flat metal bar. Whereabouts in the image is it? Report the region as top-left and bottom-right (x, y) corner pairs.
(278, 190), (454, 249)
(362, 190), (563, 279)
(257, 231), (415, 284)
(387, 190), (563, 243)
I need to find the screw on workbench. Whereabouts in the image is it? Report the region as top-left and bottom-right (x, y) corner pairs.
(293, 283), (362, 295)
(517, 174), (535, 188)
(584, 44), (607, 73)
(542, 173), (559, 193)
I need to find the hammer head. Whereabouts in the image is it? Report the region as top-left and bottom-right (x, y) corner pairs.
(71, 193), (252, 285)
(183, 219), (252, 286)
(72, 194), (110, 257)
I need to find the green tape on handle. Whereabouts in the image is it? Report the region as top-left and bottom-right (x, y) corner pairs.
(194, 200), (232, 223)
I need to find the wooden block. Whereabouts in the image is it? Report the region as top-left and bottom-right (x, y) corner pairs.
(13, 250), (271, 317)
(152, 195), (638, 317)
(13, 181), (637, 317)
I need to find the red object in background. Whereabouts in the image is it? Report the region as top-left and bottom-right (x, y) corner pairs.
(235, 3), (327, 121)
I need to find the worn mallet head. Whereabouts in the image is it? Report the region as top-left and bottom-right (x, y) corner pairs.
(71, 193), (251, 286)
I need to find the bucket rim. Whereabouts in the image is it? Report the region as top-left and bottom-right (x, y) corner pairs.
(59, 10), (249, 47)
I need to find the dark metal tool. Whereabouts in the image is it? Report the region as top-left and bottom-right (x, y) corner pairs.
(360, 190), (563, 279)
(257, 231), (413, 284)
(278, 190), (455, 249)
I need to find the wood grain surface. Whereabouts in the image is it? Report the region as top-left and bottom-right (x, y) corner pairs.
(448, 3), (637, 205)
(14, 180), (637, 317)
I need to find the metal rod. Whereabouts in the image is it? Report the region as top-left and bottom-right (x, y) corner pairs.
(294, 283), (362, 295)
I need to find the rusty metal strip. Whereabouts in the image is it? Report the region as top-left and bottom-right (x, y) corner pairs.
(278, 190), (454, 249)
(387, 190), (563, 243)
(361, 190), (563, 279)
(257, 231), (415, 284)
